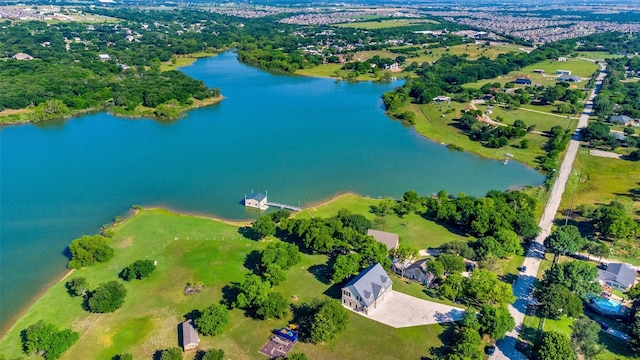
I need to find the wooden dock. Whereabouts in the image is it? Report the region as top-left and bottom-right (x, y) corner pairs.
(266, 202), (301, 211)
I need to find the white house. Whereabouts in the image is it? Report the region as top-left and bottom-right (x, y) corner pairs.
(245, 193), (268, 210)
(98, 54), (111, 61)
(341, 263), (392, 314)
(433, 95), (451, 102)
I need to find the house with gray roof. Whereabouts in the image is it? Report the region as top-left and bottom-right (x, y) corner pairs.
(598, 263), (637, 291)
(180, 319), (200, 352)
(609, 115), (636, 126)
(341, 263), (392, 314)
(394, 258), (435, 286)
(367, 229), (399, 251)
(245, 192), (268, 210)
(12, 52), (33, 60)
(557, 75), (582, 82)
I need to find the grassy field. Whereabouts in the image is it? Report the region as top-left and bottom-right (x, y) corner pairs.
(576, 51), (627, 61)
(474, 104), (577, 133)
(409, 43), (525, 64)
(334, 19), (439, 29)
(463, 58), (599, 89)
(407, 102), (549, 169)
(160, 52), (218, 72)
(0, 204), (466, 360)
(297, 194), (473, 250)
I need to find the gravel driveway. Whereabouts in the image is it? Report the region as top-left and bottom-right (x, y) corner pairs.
(348, 290), (465, 328)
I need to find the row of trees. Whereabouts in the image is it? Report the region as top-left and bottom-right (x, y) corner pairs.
(458, 110), (531, 149)
(534, 315), (603, 360)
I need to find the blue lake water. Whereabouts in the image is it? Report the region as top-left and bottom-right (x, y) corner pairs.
(0, 51), (545, 331)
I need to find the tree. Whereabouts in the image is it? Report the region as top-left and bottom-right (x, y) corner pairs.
(540, 261), (600, 298)
(571, 315), (602, 359)
(536, 284), (583, 319)
(33, 99), (70, 121)
(463, 269), (515, 305)
(438, 254), (466, 275)
(201, 349), (225, 360)
(331, 253), (362, 284)
(459, 309), (481, 331)
(452, 328), (483, 360)
(264, 263), (287, 286)
(427, 259), (445, 279)
(253, 216), (276, 239)
(438, 272), (464, 301)
(158, 347), (183, 360)
(544, 225), (584, 259)
(65, 277), (89, 297)
(256, 292), (288, 320)
(113, 354), (133, 360)
(478, 305), (515, 340)
(195, 303), (229, 336)
(286, 353), (308, 360)
(260, 242), (301, 270)
(87, 281), (127, 313)
(120, 259), (156, 281)
(389, 245), (419, 278)
(309, 299), (349, 343)
(67, 235), (114, 269)
(232, 274), (270, 312)
(535, 331), (577, 360)
(21, 320), (79, 360)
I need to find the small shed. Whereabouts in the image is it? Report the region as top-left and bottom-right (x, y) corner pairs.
(433, 95), (451, 102)
(245, 193), (268, 210)
(556, 70), (571, 75)
(181, 319), (200, 352)
(514, 78), (532, 85)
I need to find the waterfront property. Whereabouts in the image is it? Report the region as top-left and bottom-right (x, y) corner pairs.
(598, 262), (637, 291)
(367, 229), (399, 251)
(341, 263), (392, 314)
(245, 193), (268, 210)
(181, 319), (200, 352)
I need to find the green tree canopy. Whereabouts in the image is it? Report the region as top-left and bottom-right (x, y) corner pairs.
(158, 347), (183, 360)
(570, 315), (602, 360)
(540, 261), (600, 299)
(544, 225), (584, 258)
(120, 259), (156, 281)
(255, 291), (289, 320)
(535, 331), (577, 360)
(201, 349), (225, 360)
(478, 305), (515, 341)
(253, 216), (276, 239)
(67, 235), (114, 269)
(309, 299), (349, 344)
(195, 303), (230, 336)
(21, 320), (79, 360)
(87, 281), (127, 313)
(65, 277), (89, 297)
(536, 284), (583, 319)
(463, 269), (515, 306)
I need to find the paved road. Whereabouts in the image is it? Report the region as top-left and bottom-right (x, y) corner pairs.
(491, 64), (608, 360)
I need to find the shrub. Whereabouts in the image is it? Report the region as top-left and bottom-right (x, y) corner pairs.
(120, 260), (156, 281)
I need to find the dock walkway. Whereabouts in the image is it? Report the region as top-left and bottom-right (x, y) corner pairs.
(266, 202), (301, 211)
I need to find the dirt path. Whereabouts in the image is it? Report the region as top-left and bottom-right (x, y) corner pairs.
(589, 149), (623, 159)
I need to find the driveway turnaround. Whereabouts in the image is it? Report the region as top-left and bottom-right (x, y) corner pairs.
(349, 290), (465, 328)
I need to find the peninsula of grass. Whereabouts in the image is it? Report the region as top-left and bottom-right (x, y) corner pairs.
(1, 199), (480, 360)
(405, 102), (548, 169)
(159, 52), (219, 72)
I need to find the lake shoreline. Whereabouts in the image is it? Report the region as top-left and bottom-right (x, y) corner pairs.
(0, 191), (367, 336)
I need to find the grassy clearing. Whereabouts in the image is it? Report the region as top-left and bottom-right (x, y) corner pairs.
(463, 58), (599, 89)
(297, 193), (473, 250)
(475, 104), (576, 133)
(408, 102), (548, 168)
(160, 52), (218, 72)
(0, 206), (456, 360)
(576, 51), (627, 61)
(410, 43), (524, 64)
(334, 19), (439, 29)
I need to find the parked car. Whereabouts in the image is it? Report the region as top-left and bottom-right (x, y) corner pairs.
(596, 320), (609, 330)
(486, 345), (496, 355)
(519, 266), (527, 272)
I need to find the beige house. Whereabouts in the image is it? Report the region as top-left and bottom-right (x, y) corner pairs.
(341, 263), (392, 314)
(12, 52), (34, 60)
(245, 193), (268, 210)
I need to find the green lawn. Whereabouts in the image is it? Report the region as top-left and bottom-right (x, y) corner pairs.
(408, 102), (549, 169)
(464, 58), (599, 89)
(160, 52), (218, 72)
(297, 194), (473, 250)
(334, 19), (439, 29)
(576, 51), (627, 61)
(475, 104), (576, 133)
(0, 208), (452, 360)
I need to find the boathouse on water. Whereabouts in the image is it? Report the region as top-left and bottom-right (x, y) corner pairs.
(245, 193), (268, 210)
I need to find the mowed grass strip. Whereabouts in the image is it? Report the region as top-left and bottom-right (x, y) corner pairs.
(334, 19), (439, 29)
(0, 207), (452, 360)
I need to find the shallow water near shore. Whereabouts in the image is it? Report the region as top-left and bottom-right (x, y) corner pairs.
(0, 51), (544, 331)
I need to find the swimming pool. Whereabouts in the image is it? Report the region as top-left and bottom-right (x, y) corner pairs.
(592, 297), (623, 313)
